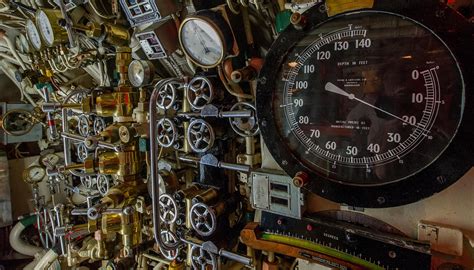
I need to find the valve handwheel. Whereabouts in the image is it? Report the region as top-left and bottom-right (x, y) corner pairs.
(156, 118), (178, 148)
(190, 244), (217, 270)
(189, 202), (217, 237)
(159, 194), (178, 224)
(186, 76), (214, 110)
(156, 81), (177, 110)
(187, 119), (215, 153)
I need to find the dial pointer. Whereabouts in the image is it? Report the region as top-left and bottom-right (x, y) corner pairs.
(325, 82), (355, 99)
(324, 82), (429, 132)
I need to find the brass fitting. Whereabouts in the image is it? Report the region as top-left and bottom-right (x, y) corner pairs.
(97, 150), (140, 177)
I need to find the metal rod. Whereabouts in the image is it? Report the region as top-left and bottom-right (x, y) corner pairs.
(150, 78), (181, 251)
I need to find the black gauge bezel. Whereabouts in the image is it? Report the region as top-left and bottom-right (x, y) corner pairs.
(256, 0), (473, 207)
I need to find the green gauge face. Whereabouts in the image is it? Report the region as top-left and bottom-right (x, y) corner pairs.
(271, 11), (464, 186)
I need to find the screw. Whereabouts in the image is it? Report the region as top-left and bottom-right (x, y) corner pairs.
(377, 197), (386, 205)
(277, 218), (284, 225)
(290, 13), (307, 30)
(388, 250), (396, 258)
(260, 76), (267, 85)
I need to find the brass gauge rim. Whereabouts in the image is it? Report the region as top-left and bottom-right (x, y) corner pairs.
(23, 165), (46, 184)
(35, 9), (67, 47)
(178, 15), (227, 69)
(0, 109), (35, 136)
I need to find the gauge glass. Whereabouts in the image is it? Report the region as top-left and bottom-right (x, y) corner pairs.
(271, 11), (463, 186)
(36, 10), (54, 46)
(25, 19), (42, 50)
(25, 166), (46, 183)
(180, 18), (224, 67)
(129, 60), (146, 87)
(17, 34), (29, 53)
(41, 153), (60, 167)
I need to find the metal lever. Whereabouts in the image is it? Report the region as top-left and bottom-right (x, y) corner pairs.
(184, 239), (253, 266)
(178, 104), (253, 119)
(200, 154), (251, 173)
(201, 104), (253, 118)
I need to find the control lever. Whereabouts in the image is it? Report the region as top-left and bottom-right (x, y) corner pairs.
(201, 104), (253, 118)
(178, 104), (253, 119)
(183, 239), (253, 267)
(179, 154), (251, 172)
(200, 153), (251, 173)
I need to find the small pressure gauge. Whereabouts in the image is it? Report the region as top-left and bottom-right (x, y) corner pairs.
(25, 19), (42, 51)
(179, 11), (234, 68)
(36, 9), (68, 47)
(23, 165), (46, 184)
(128, 60), (155, 87)
(17, 34), (30, 54)
(40, 152), (61, 168)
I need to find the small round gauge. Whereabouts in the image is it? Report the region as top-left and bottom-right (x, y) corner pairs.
(40, 153), (61, 168)
(128, 60), (155, 87)
(36, 9), (67, 47)
(36, 10), (54, 46)
(23, 165), (46, 184)
(25, 19), (42, 50)
(179, 11), (233, 68)
(16, 34), (30, 54)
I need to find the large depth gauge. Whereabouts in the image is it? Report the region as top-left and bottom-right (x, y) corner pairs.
(257, 0), (473, 207)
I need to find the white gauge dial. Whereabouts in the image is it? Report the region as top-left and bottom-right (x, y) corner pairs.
(25, 166), (46, 184)
(36, 10), (54, 46)
(129, 60), (146, 87)
(180, 18), (225, 67)
(40, 153), (60, 167)
(25, 19), (42, 50)
(128, 60), (154, 87)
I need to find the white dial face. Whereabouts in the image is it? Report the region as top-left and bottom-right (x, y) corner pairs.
(41, 153), (60, 167)
(180, 18), (224, 67)
(129, 60), (145, 87)
(37, 10), (54, 46)
(27, 166), (46, 182)
(26, 19), (42, 50)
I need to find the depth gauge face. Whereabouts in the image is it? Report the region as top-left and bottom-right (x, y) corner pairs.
(271, 12), (464, 186)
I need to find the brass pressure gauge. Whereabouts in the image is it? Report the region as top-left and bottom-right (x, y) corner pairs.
(179, 11), (234, 68)
(25, 19), (42, 51)
(23, 165), (46, 184)
(128, 60), (155, 87)
(36, 9), (68, 47)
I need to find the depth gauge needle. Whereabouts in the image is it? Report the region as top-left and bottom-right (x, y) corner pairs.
(324, 82), (425, 131)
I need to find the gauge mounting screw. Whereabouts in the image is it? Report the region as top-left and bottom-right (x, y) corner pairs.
(290, 12), (307, 30)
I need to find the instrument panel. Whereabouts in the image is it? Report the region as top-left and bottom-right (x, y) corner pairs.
(0, 0), (472, 269)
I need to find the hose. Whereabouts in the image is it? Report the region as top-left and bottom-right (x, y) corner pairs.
(9, 215), (44, 257)
(33, 248), (59, 270)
